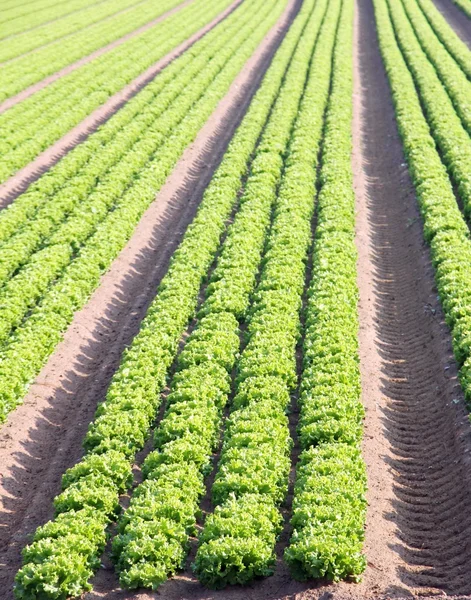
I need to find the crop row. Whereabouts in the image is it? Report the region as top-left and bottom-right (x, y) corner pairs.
(0, 0), (253, 246)
(452, 0), (471, 19)
(0, 0), (99, 38)
(413, 0), (471, 81)
(374, 0), (471, 432)
(116, 0), (333, 590)
(13, 2), (312, 595)
(194, 0), (345, 589)
(0, 0), (268, 290)
(386, 0), (471, 222)
(0, 0), (159, 63)
(399, 0), (471, 135)
(0, 0), (232, 184)
(384, 0), (471, 385)
(0, 0), (181, 88)
(285, 0), (367, 582)
(0, 0), (287, 422)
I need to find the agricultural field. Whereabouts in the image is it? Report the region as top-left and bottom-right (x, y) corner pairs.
(2, 0), (471, 598)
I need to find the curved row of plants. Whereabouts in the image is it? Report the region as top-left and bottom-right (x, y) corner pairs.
(115, 0), (332, 589)
(0, 0), (232, 185)
(0, 0), (288, 422)
(285, 0), (367, 581)
(452, 0), (471, 20)
(0, 0), (173, 63)
(374, 0), (471, 421)
(385, 0), (471, 222)
(13, 2), (311, 595)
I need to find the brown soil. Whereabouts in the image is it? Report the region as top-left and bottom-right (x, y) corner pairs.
(352, 0), (471, 597)
(0, 0), (301, 595)
(431, 0), (471, 47)
(0, 0), (193, 110)
(0, 0), (242, 209)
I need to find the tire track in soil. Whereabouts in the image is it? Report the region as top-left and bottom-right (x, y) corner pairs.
(353, 0), (471, 596)
(0, 0), (303, 595)
(0, 0), (193, 113)
(430, 0), (471, 47)
(0, 0), (241, 209)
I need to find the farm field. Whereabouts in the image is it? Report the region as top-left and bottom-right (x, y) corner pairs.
(3, 0), (471, 598)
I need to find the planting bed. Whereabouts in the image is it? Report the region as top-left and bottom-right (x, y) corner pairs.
(2, 0), (471, 598)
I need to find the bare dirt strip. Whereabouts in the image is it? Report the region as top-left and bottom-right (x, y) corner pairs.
(0, 0), (302, 594)
(0, 0), (193, 112)
(431, 0), (471, 46)
(0, 0), (243, 209)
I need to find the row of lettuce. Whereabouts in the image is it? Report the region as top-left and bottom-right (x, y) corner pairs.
(374, 0), (471, 417)
(114, 0), (331, 585)
(0, 0), (287, 422)
(381, 1), (471, 403)
(0, 0), (180, 63)
(13, 0), (320, 593)
(389, 0), (471, 220)
(15, 0), (368, 597)
(452, 0), (471, 19)
(0, 0), (234, 185)
(0, 0), (183, 96)
(285, 0), (366, 581)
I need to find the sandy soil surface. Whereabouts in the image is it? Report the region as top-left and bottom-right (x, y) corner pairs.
(86, 0), (471, 598)
(0, 0), (193, 110)
(2, 0), (471, 598)
(0, 0), (301, 595)
(431, 0), (471, 47)
(352, 0), (471, 596)
(0, 0), (243, 209)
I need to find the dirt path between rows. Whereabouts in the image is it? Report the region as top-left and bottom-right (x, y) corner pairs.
(0, 0), (242, 209)
(352, 0), (471, 596)
(431, 0), (471, 47)
(0, 0), (302, 595)
(0, 0), (193, 110)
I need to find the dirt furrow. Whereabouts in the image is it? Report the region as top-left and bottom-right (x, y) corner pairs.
(0, 0), (301, 594)
(431, 0), (471, 46)
(0, 0), (243, 209)
(352, 0), (471, 596)
(0, 0), (193, 113)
